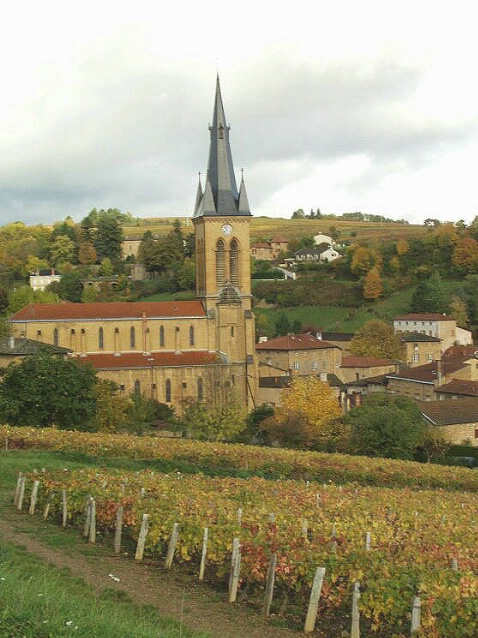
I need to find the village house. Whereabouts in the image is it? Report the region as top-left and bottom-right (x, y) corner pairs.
(400, 332), (442, 367)
(385, 346), (478, 401)
(418, 398), (478, 446)
(256, 333), (342, 377)
(251, 236), (289, 261)
(393, 313), (473, 353)
(29, 270), (62, 291)
(294, 243), (340, 264)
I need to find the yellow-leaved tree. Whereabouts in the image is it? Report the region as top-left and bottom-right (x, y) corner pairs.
(264, 377), (343, 449)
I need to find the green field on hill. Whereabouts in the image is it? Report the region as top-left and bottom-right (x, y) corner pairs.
(123, 216), (428, 245)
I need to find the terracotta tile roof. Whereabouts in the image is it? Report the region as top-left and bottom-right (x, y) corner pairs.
(386, 359), (469, 383)
(394, 313), (453, 322)
(256, 334), (340, 351)
(443, 345), (477, 359)
(252, 242), (272, 249)
(259, 376), (291, 388)
(345, 374), (388, 386)
(400, 332), (441, 343)
(436, 379), (478, 397)
(270, 236), (289, 243)
(11, 301), (207, 321)
(341, 356), (395, 368)
(320, 332), (354, 342)
(416, 397), (478, 426)
(77, 351), (219, 370)
(0, 337), (71, 356)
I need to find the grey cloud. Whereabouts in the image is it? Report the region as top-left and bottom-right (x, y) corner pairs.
(0, 35), (476, 225)
(227, 44), (476, 165)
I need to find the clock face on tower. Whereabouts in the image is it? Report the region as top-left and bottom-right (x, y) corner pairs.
(221, 223), (233, 236)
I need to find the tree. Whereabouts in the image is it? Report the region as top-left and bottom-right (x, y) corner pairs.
(350, 320), (404, 360)
(91, 210), (124, 261)
(410, 271), (447, 313)
(124, 394), (174, 435)
(275, 311), (291, 336)
(49, 234), (76, 267)
(263, 377), (342, 448)
(99, 257), (113, 277)
(180, 393), (245, 442)
(0, 351), (97, 430)
(178, 368), (246, 441)
(363, 266), (384, 301)
(57, 271), (84, 303)
(237, 404), (275, 444)
(448, 295), (469, 327)
(93, 379), (129, 432)
(350, 246), (379, 276)
(7, 286), (58, 314)
(78, 242), (97, 265)
(452, 237), (478, 273)
(344, 394), (427, 460)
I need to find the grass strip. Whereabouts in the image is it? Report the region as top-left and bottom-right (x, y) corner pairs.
(0, 541), (211, 638)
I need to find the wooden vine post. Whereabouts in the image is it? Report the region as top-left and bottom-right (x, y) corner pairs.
(114, 505), (124, 554)
(228, 537), (241, 603)
(304, 567), (326, 633)
(83, 496), (92, 537)
(43, 493), (53, 520)
(17, 476), (26, 511)
(29, 480), (40, 515)
(61, 490), (68, 527)
(199, 527), (208, 581)
(365, 531), (371, 551)
(262, 552), (277, 617)
(135, 513), (150, 561)
(13, 472), (23, 507)
(88, 497), (96, 543)
(164, 523), (179, 569)
(350, 581), (361, 638)
(411, 596), (421, 636)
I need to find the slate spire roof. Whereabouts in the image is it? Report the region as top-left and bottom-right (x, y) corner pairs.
(194, 76), (251, 217)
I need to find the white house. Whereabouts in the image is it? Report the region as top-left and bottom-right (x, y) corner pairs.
(313, 233), (334, 245)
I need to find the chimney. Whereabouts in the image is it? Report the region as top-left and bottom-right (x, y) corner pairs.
(436, 359), (443, 386)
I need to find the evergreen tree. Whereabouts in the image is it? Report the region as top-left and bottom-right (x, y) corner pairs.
(410, 272), (447, 313)
(0, 351), (97, 430)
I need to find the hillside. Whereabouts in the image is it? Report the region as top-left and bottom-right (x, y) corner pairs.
(123, 216), (428, 245)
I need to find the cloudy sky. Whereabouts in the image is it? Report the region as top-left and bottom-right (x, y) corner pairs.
(0, 1), (477, 226)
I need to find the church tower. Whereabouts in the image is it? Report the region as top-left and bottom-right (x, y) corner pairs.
(193, 77), (257, 405)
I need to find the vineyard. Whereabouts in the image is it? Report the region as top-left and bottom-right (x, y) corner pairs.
(3, 426), (478, 637)
(2, 425), (478, 491)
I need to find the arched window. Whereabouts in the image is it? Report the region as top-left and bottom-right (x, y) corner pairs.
(134, 380), (141, 394)
(130, 326), (135, 349)
(159, 326), (165, 347)
(189, 325), (195, 346)
(230, 238), (239, 286)
(53, 328), (59, 347)
(216, 239), (225, 287)
(197, 378), (204, 401)
(98, 327), (104, 349)
(165, 379), (171, 403)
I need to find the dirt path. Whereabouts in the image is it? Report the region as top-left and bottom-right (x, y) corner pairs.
(0, 507), (305, 638)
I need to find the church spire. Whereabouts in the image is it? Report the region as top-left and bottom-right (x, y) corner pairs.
(193, 76), (251, 217)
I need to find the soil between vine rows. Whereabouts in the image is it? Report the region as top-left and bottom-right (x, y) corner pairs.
(0, 506), (312, 638)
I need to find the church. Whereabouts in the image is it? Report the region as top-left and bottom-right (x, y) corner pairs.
(11, 78), (258, 413)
